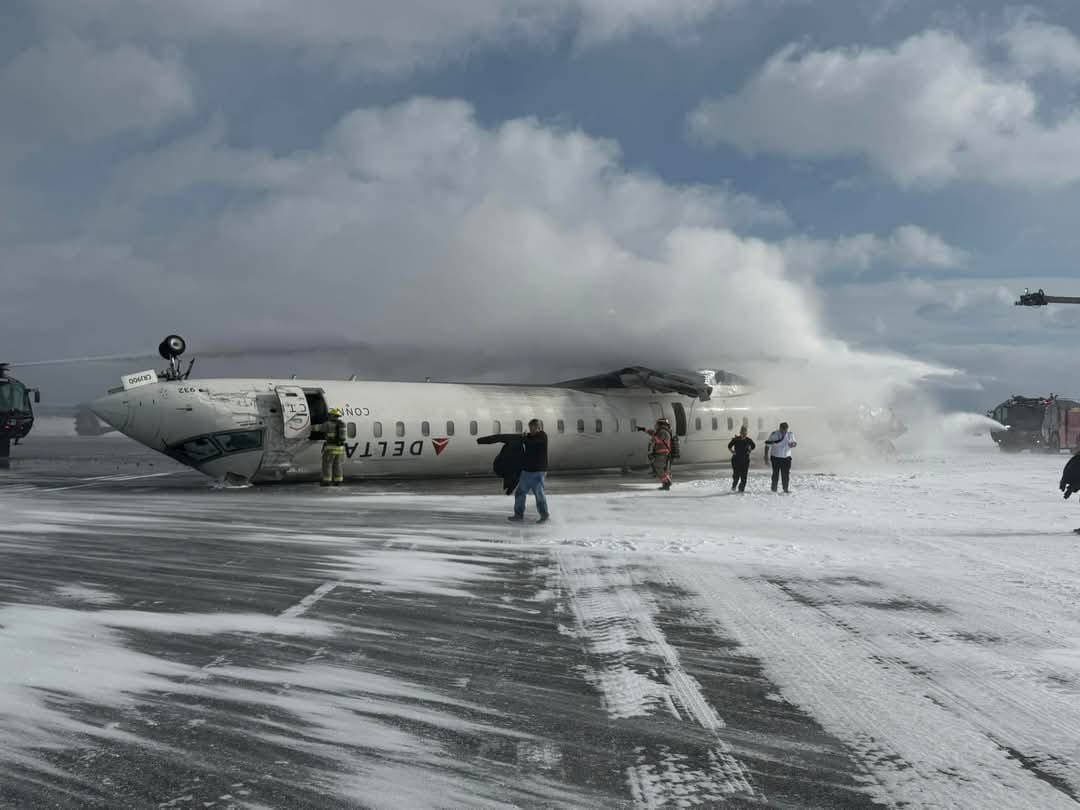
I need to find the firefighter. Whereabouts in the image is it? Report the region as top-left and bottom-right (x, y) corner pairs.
(317, 407), (347, 487)
(637, 417), (674, 490)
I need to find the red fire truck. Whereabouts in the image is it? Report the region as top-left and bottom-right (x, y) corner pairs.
(988, 395), (1080, 453)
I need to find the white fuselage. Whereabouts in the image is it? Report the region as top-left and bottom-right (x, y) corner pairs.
(90, 377), (810, 482)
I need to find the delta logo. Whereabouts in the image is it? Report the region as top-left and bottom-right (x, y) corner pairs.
(432, 437), (450, 456)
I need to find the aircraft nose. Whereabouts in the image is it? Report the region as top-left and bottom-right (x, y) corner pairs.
(90, 393), (130, 432)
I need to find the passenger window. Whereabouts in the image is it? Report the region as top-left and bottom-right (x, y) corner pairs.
(630, 418), (638, 431)
(595, 419), (603, 433)
(577, 419), (585, 433)
(614, 419), (619, 432)
(373, 421), (383, 438)
(493, 420), (501, 433)
(395, 421), (405, 437)
(695, 418), (701, 431)
(469, 420), (478, 436)
(446, 421), (455, 436)
(347, 422), (357, 439)
(556, 419), (564, 433)
(515, 420), (523, 433)
(421, 421), (430, 437)
(712, 417), (718, 431)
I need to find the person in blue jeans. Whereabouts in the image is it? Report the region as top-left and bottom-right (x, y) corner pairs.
(509, 418), (549, 523)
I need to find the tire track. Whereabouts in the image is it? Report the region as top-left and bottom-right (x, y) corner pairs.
(552, 549), (760, 807)
(668, 561), (1080, 809)
(770, 567), (1080, 802)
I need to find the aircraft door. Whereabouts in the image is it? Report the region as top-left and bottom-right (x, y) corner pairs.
(275, 385), (311, 440)
(671, 402), (688, 437)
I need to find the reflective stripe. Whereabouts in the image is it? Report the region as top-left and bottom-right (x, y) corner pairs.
(647, 429), (672, 455)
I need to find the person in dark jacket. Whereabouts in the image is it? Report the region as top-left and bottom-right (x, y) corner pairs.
(727, 423), (756, 493)
(511, 418), (549, 522)
(1060, 452), (1080, 533)
(477, 432), (524, 494)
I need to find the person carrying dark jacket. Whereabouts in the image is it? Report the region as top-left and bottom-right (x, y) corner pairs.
(727, 423), (756, 493)
(477, 432), (525, 494)
(511, 419), (549, 522)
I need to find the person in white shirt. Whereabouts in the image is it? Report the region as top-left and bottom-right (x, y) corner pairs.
(763, 421), (796, 493)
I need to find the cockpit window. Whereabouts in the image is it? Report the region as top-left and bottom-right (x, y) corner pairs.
(177, 436), (221, 462)
(168, 430), (263, 466)
(215, 430), (263, 453)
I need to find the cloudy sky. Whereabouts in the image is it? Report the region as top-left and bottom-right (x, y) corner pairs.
(4, 0), (1080, 408)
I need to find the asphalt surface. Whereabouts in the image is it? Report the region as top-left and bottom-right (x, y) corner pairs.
(0, 437), (882, 809)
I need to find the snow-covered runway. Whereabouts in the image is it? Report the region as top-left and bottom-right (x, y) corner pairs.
(1, 437), (1078, 808)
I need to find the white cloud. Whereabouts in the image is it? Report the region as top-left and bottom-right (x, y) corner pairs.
(889, 224), (969, 269)
(870, 0), (910, 25)
(904, 279), (1016, 319)
(573, 0), (743, 45)
(782, 225), (967, 276)
(0, 36), (194, 145)
(31, 0), (747, 76)
(116, 98), (787, 241)
(1001, 16), (1080, 80)
(110, 116), (306, 198)
(688, 26), (1080, 188)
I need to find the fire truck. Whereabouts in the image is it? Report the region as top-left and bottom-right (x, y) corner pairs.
(1005, 289), (1080, 452)
(988, 395), (1080, 453)
(0, 363), (40, 460)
